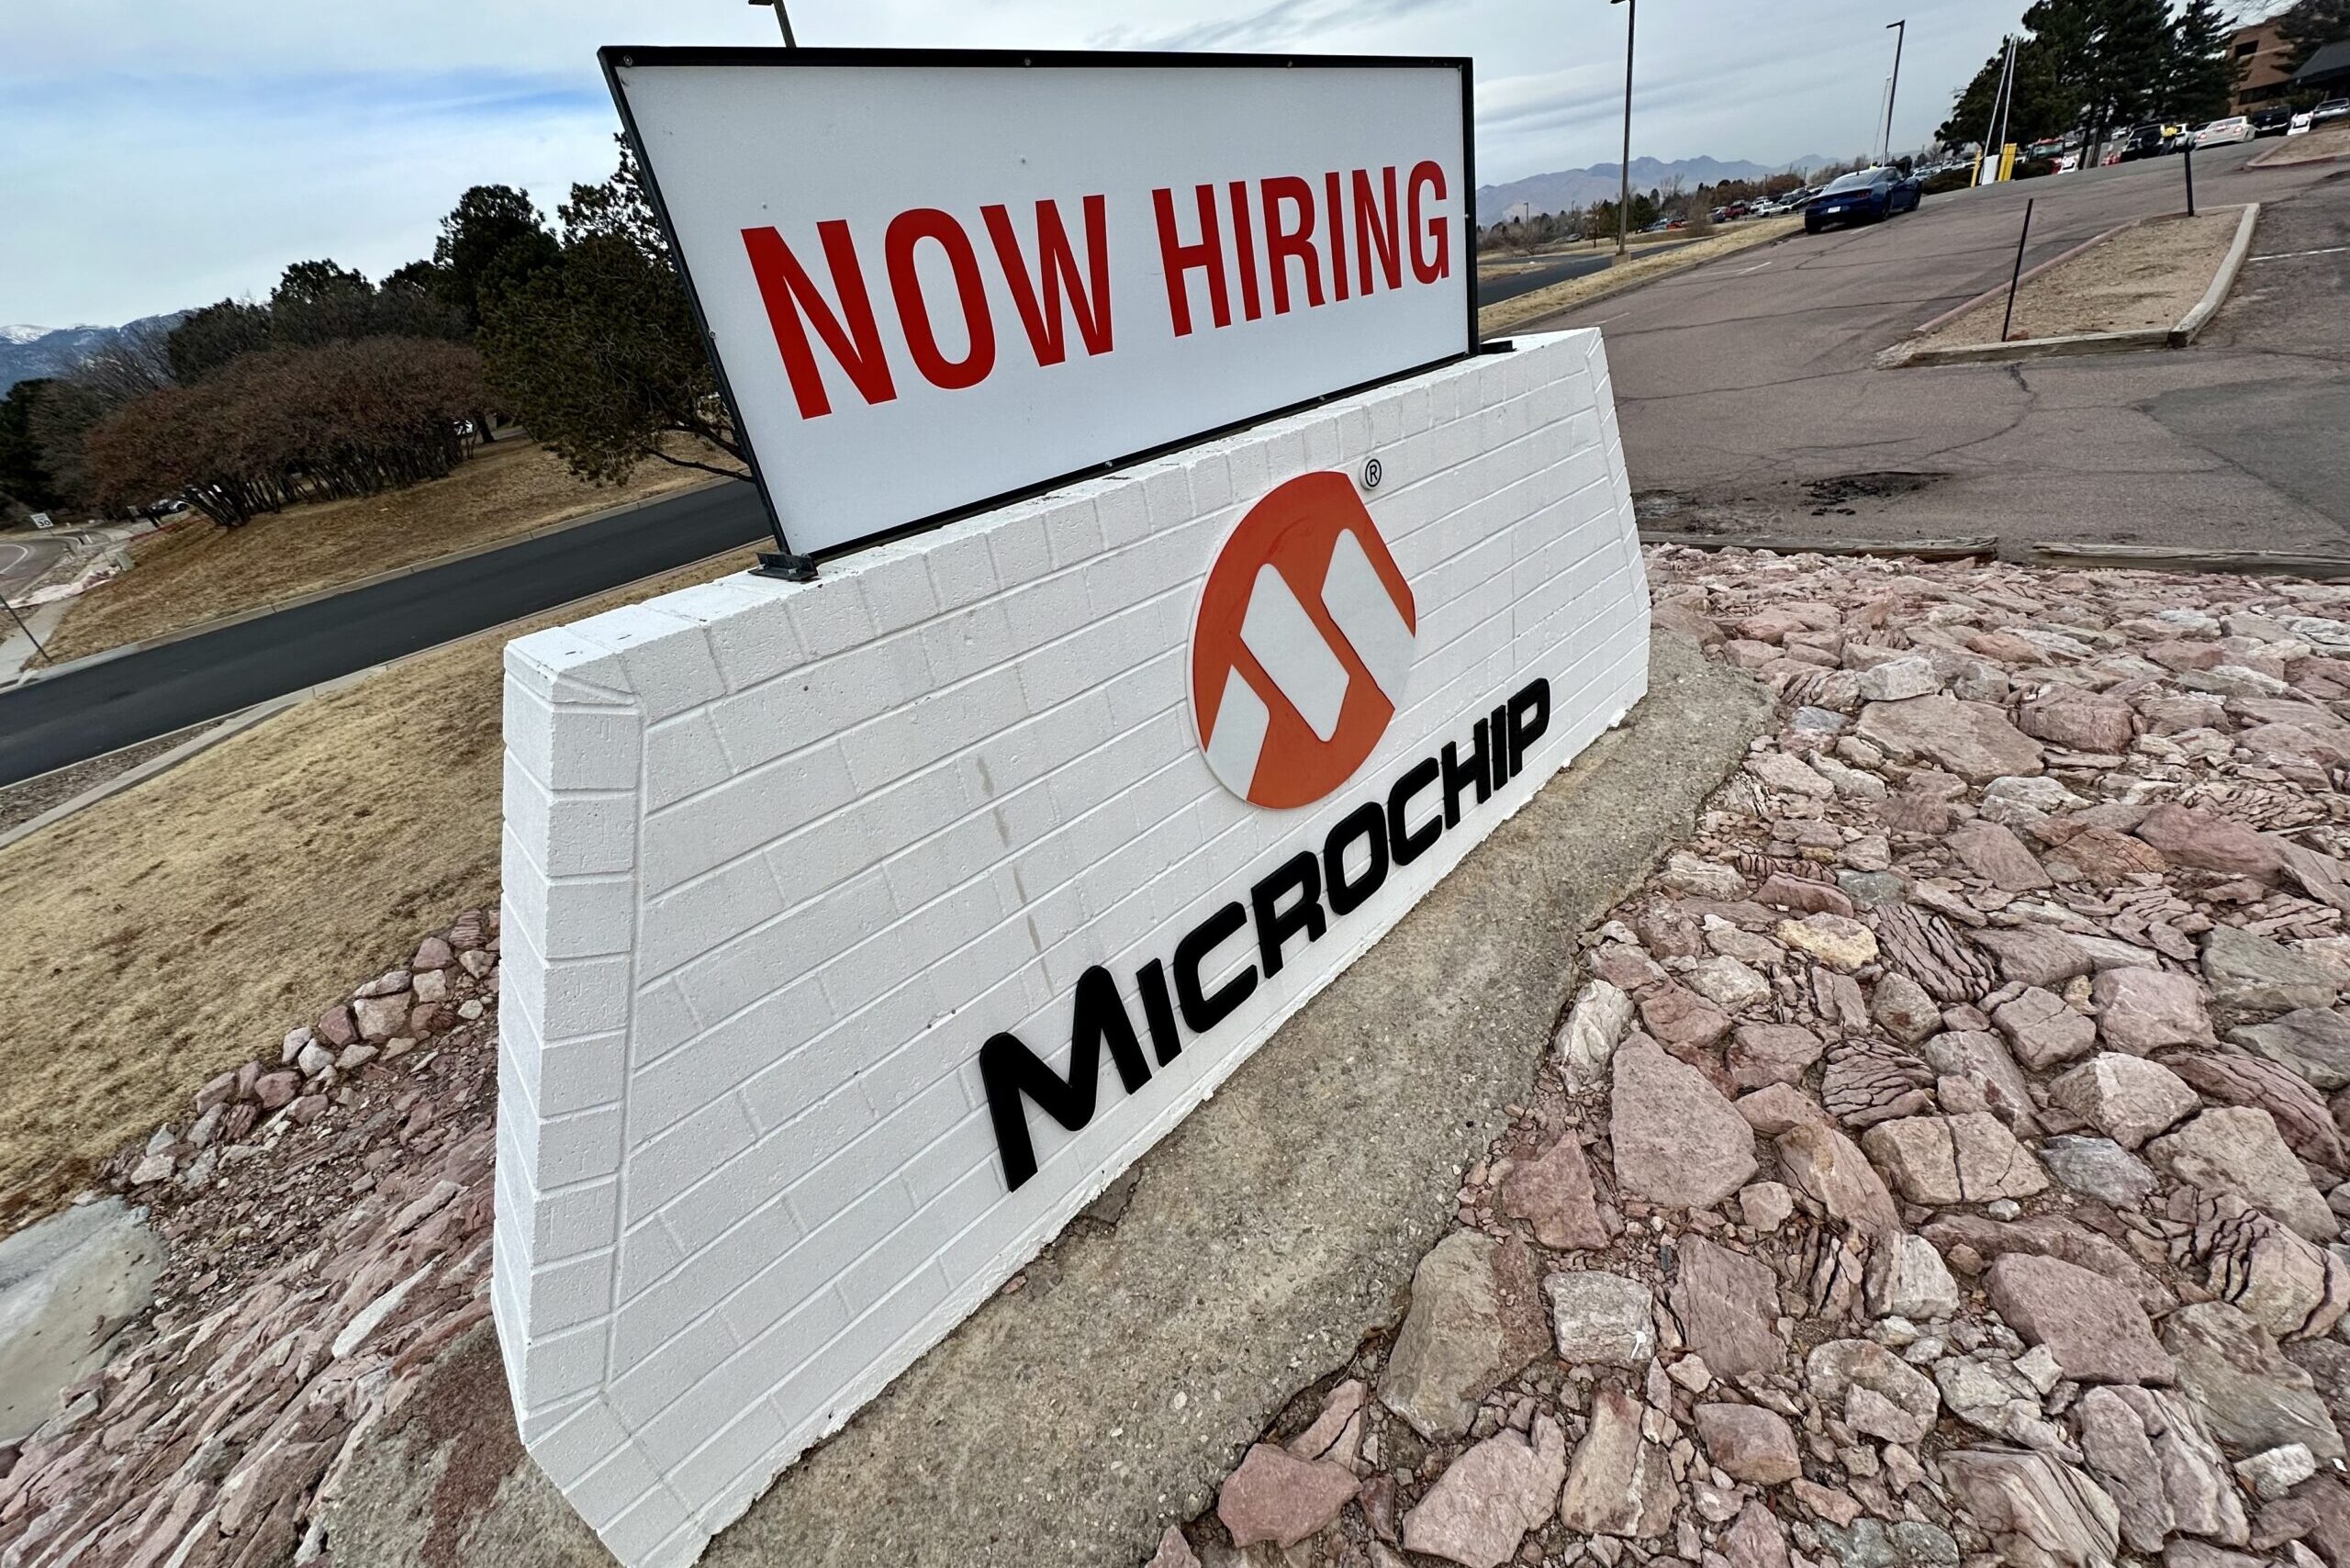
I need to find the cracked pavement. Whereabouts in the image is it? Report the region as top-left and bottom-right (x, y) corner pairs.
(1520, 144), (2350, 556)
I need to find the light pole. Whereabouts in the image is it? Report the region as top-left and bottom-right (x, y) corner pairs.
(750, 0), (799, 46)
(1610, 0), (1635, 257)
(1883, 19), (1907, 163)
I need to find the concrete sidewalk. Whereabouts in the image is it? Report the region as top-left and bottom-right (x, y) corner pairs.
(319, 631), (1771, 1568)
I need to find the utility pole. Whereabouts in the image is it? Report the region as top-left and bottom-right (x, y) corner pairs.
(1610, 0), (1636, 257)
(1884, 20), (1907, 163)
(1976, 33), (2016, 185)
(750, 0), (799, 46)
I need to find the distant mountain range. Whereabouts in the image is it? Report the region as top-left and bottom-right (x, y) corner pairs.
(1476, 155), (1841, 224)
(0, 314), (186, 395)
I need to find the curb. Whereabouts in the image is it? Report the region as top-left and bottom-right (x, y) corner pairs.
(1639, 529), (2350, 581)
(2170, 201), (2260, 345)
(1899, 327), (2170, 366)
(0, 681), (341, 850)
(10, 467), (735, 685)
(2247, 139), (2350, 169)
(1886, 204), (2255, 367)
(2024, 538), (2350, 579)
(1903, 216), (2143, 342)
(1640, 530), (1996, 560)
(1483, 221), (1805, 338)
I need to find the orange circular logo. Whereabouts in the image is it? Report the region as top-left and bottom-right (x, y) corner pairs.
(1192, 471), (1418, 809)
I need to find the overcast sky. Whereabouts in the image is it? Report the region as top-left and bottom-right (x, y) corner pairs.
(6, 0), (2054, 328)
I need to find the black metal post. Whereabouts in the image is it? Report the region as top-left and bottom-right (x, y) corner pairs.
(1612, 0), (1636, 257)
(2001, 197), (2035, 342)
(2184, 144), (2196, 217)
(1884, 20), (1907, 164)
(2, 597), (50, 666)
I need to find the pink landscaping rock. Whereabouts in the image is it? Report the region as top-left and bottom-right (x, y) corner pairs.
(1669, 1237), (1785, 1377)
(1949, 820), (2053, 893)
(1774, 1120), (1902, 1235)
(314, 1004), (359, 1048)
(1499, 1133), (1610, 1251)
(410, 936), (454, 971)
(2049, 1053), (2200, 1149)
(2019, 686), (2136, 754)
(1559, 1387), (1677, 1538)
(1854, 693), (2044, 783)
(1610, 1040), (1757, 1210)
(2134, 803), (2288, 880)
(1751, 872), (1855, 917)
(1970, 926), (2094, 989)
(1400, 1415), (1567, 1568)
(351, 994), (408, 1043)
(252, 1071), (299, 1111)
(1986, 1253), (2177, 1385)
(1728, 1022), (1825, 1091)
(1143, 1528), (1199, 1568)
(1992, 986), (2098, 1070)
(2149, 1107), (2338, 1242)
(1637, 982), (1731, 1051)
(1214, 1442), (1358, 1549)
(1694, 1403), (1802, 1484)
(2091, 968), (2214, 1054)
(1862, 1113), (2050, 1206)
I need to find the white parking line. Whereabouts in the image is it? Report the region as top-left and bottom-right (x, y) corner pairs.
(2249, 245), (2350, 262)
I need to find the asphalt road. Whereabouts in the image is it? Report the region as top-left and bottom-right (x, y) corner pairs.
(1474, 236), (1701, 306)
(0, 535), (66, 603)
(0, 480), (770, 788)
(1520, 143), (2350, 554)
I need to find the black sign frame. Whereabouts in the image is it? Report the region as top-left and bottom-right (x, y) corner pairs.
(599, 45), (1479, 577)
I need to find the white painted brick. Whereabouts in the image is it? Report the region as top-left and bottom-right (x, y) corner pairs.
(497, 333), (1647, 1568)
(644, 712), (736, 812)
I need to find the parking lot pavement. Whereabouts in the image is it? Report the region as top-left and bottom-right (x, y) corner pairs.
(1522, 147), (2350, 556)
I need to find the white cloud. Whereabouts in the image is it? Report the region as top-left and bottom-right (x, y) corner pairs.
(3, 0), (2018, 326)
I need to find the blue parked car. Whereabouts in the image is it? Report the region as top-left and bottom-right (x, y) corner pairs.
(1803, 167), (1923, 233)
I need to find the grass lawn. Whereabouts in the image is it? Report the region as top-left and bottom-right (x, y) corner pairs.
(0, 543), (760, 1226)
(41, 437), (730, 664)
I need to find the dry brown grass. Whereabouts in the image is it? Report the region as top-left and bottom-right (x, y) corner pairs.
(42, 438), (729, 664)
(0, 545), (761, 1225)
(1912, 207), (2243, 349)
(1477, 218), (1803, 337)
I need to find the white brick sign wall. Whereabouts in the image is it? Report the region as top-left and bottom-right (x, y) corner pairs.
(493, 330), (1650, 1567)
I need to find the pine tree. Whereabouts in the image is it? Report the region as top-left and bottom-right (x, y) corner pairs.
(2277, 0), (2350, 73)
(2164, 0), (2240, 125)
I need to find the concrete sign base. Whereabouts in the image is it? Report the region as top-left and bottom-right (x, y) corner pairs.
(493, 330), (1649, 1566)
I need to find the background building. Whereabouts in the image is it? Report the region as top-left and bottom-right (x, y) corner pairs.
(2228, 16), (2300, 111)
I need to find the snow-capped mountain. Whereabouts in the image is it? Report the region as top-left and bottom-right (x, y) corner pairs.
(0, 313), (187, 394)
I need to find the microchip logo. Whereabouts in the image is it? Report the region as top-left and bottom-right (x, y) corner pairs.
(1191, 470), (1417, 808)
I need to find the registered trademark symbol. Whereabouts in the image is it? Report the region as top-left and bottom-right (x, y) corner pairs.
(1361, 457), (1383, 490)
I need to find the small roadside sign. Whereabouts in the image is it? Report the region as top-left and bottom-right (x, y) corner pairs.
(28, 513), (52, 530)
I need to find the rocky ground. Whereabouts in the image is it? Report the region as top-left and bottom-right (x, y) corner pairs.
(18, 546), (2350, 1568)
(0, 913), (499, 1566)
(1161, 549), (2350, 1568)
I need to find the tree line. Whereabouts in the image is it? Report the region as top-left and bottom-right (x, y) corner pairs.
(1, 138), (742, 528)
(1477, 162), (1873, 253)
(1937, 0), (2344, 156)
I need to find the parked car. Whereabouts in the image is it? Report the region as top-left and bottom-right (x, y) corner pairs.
(2288, 110), (2314, 136)
(1803, 166), (1922, 232)
(2195, 116), (2255, 147)
(2251, 106), (2293, 136)
(2317, 99), (2350, 124)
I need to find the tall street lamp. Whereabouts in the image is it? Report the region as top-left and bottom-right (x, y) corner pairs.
(1883, 19), (1907, 163)
(1610, 0), (1635, 257)
(751, 0), (799, 46)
